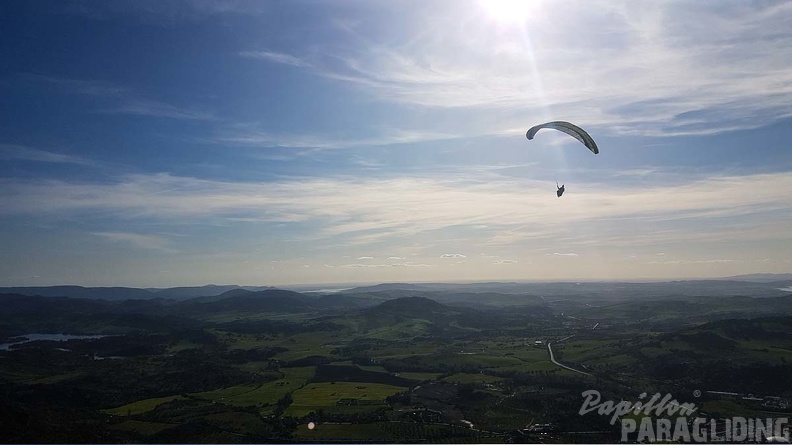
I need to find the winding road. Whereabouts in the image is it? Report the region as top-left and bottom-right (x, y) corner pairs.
(546, 342), (592, 377)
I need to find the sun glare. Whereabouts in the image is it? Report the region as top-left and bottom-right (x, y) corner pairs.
(478, 0), (539, 24)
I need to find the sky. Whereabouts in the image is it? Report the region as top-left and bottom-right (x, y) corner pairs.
(1, 0), (792, 287)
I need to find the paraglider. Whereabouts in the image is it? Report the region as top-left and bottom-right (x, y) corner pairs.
(526, 121), (599, 196)
(526, 121), (599, 154)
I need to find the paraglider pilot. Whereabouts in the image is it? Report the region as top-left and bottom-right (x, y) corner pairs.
(556, 182), (565, 197)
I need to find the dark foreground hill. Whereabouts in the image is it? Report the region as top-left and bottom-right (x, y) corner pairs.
(176, 289), (318, 315)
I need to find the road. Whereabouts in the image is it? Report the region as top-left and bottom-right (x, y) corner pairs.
(546, 342), (592, 377)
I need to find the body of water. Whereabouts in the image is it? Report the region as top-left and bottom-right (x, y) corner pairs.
(0, 333), (107, 351)
(304, 288), (353, 293)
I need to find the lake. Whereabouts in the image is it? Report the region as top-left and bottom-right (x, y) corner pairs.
(0, 333), (107, 351)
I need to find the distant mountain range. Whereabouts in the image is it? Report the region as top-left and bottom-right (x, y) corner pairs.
(0, 285), (275, 301)
(719, 273), (792, 282)
(3, 283), (792, 341)
(342, 279), (792, 300)
(2, 274), (791, 302)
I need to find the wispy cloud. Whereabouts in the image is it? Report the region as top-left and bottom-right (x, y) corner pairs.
(340, 262), (432, 268)
(214, 126), (459, 149)
(351, 156), (386, 170)
(93, 231), (176, 253)
(101, 98), (214, 120)
(0, 144), (98, 166)
(58, 1), (275, 24)
(649, 259), (735, 265)
(21, 74), (127, 97)
(22, 75), (214, 121)
(494, 259), (517, 264)
(547, 253), (580, 257)
(242, 1), (792, 136)
(2, 170), (791, 256)
(239, 50), (311, 68)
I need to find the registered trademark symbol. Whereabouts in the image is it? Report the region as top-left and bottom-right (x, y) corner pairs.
(693, 390), (701, 398)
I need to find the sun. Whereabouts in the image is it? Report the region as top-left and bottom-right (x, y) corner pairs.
(478, 0), (540, 24)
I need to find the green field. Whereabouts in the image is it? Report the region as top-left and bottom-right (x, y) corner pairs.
(360, 319), (431, 340)
(398, 371), (443, 381)
(428, 353), (525, 368)
(271, 332), (341, 361)
(105, 395), (187, 416)
(366, 342), (444, 359)
(191, 366), (315, 413)
(494, 360), (563, 373)
(357, 364), (389, 373)
(286, 381), (407, 417)
(442, 373), (504, 384)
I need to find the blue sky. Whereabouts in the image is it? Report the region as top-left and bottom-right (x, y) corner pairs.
(1, 0), (791, 287)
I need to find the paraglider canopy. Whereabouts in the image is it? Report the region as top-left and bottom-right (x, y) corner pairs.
(526, 121), (599, 154)
(526, 121), (598, 198)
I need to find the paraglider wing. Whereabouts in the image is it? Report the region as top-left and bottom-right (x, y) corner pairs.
(526, 121), (599, 154)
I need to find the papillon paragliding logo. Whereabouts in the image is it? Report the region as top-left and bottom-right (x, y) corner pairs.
(579, 390), (791, 443)
(579, 390), (698, 426)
